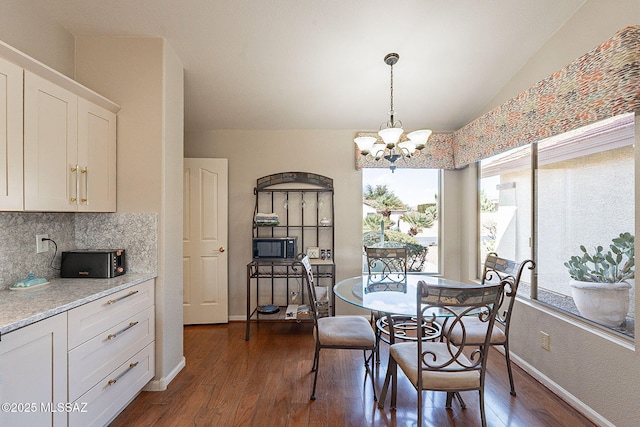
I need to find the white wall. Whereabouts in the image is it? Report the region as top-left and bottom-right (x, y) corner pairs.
(159, 42), (185, 386)
(482, 0), (640, 114)
(74, 36), (185, 390)
(0, 0), (74, 78)
(0, 1), (186, 391)
(460, 2), (640, 425)
(184, 130), (367, 316)
(185, 129), (464, 317)
(3, 1), (640, 423)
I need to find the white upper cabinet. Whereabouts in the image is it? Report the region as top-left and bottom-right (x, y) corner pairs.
(24, 71), (117, 212)
(77, 98), (116, 212)
(24, 70), (78, 211)
(0, 39), (119, 213)
(0, 57), (23, 210)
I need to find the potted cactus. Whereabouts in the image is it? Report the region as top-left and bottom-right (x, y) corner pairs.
(565, 232), (634, 327)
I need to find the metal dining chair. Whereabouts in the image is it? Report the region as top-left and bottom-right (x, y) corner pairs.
(365, 245), (408, 284)
(378, 280), (505, 427)
(365, 246), (441, 363)
(298, 255), (377, 401)
(448, 253), (535, 396)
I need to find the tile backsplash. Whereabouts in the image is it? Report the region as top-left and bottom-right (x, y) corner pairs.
(0, 212), (157, 289)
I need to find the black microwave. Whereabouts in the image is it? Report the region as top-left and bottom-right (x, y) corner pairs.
(252, 237), (297, 260)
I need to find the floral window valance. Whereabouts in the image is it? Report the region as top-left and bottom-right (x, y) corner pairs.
(354, 132), (455, 170)
(355, 26), (640, 171)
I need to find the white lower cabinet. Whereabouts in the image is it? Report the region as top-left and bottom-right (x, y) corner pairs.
(0, 280), (154, 427)
(68, 306), (154, 402)
(68, 343), (154, 427)
(67, 279), (155, 426)
(0, 313), (68, 427)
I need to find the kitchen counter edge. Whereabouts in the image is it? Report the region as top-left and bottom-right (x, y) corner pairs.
(0, 273), (157, 336)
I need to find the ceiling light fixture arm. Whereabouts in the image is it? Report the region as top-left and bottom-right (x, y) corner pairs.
(354, 52), (433, 172)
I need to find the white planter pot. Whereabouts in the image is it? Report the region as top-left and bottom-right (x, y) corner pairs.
(569, 279), (632, 328)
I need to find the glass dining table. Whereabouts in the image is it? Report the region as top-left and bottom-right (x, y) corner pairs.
(333, 273), (478, 343)
(335, 273), (488, 408)
(334, 274), (478, 315)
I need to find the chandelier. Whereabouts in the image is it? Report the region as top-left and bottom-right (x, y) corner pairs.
(354, 53), (432, 172)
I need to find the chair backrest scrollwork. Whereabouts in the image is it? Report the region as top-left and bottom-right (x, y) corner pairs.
(416, 281), (504, 379)
(365, 246), (408, 285)
(482, 253), (535, 327)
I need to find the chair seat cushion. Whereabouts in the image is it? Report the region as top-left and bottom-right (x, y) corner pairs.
(390, 342), (480, 391)
(448, 316), (507, 346)
(317, 316), (376, 347)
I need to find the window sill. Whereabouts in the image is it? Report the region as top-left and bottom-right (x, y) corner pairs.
(515, 295), (635, 351)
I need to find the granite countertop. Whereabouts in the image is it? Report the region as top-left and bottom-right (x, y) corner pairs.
(0, 272), (156, 336)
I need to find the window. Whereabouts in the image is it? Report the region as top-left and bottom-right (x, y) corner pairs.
(479, 145), (532, 268)
(362, 168), (440, 274)
(479, 114), (635, 338)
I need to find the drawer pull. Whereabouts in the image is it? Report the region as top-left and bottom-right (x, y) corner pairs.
(107, 290), (139, 305)
(107, 361), (140, 386)
(107, 321), (139, 340)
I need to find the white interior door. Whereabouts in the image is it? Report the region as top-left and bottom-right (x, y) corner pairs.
(183, 158), (228, 324)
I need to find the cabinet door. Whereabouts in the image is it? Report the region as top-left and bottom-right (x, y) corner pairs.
(0, 313), (68, 427)
(77, 98), (116, 212)
(0, 57), (23, 211)
(24, 71), (78, 211)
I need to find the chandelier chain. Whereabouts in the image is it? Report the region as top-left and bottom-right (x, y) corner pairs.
(389, 62), (394, 121)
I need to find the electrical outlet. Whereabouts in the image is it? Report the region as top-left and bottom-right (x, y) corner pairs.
(540, 331), (550, 351)
(36, 234), (49, 253)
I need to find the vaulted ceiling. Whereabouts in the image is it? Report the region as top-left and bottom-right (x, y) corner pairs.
(29, 0), (585, 132)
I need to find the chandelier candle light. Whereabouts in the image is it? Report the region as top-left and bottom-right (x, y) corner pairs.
(354, 53), (432, 172)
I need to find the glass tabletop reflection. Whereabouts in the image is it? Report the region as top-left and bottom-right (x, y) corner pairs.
(334, 274), (475, 316)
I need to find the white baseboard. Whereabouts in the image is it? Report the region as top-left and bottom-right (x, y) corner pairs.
(509, 352), (613, 427)
(143, 356), (186, 391)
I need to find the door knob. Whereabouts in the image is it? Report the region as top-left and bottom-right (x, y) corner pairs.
(219, 247), (225, 253)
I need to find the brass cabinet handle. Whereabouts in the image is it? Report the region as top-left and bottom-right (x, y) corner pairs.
(81, 166), (88, 203)
(107, 361), (140, 386)
(71, 164), (79, 204)
(107, 290), (139, 305)
(219, 247), (225, 253)
(107, 321), (139, 340)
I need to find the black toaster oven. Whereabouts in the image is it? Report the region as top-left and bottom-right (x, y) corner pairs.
(60, 249), (126, 278)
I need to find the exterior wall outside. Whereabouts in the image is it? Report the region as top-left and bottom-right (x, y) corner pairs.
(495, 147), (634, 300)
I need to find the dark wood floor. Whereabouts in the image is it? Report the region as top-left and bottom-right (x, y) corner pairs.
(112, 322), (595, 427)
